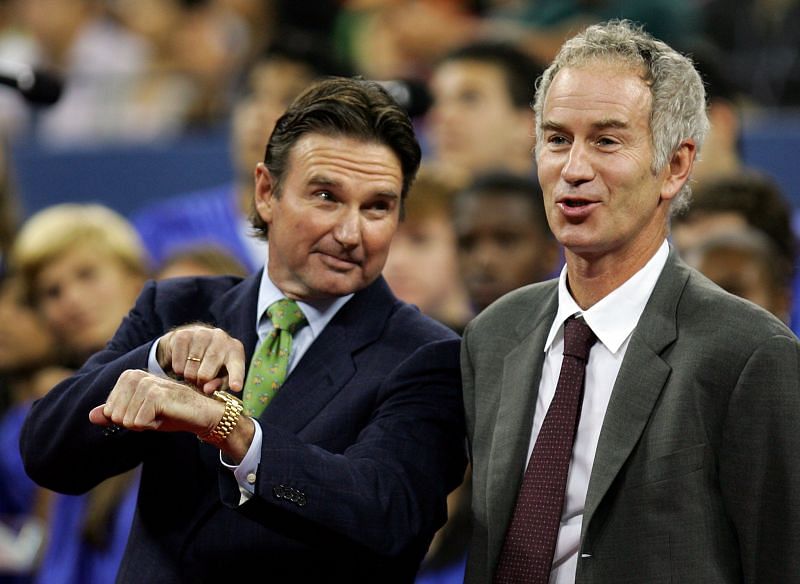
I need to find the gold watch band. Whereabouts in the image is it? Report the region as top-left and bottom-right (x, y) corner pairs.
(199, 391), (244, 447)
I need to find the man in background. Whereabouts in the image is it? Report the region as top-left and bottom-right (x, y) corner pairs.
(671, 171), (797, 327)
(453, 172), (561, 313)
(426, 42), (544, 187)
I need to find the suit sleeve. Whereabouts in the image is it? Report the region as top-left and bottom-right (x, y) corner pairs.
(719, 333), (800, 582)
(20, 281), (167, 494)
(222, 336), (467, 559)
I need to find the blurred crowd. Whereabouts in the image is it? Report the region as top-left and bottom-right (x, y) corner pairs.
(1, 0), (799, 583)
(1, 0), (799, 143)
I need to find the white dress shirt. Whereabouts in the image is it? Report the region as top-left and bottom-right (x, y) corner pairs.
(529, 240), (669, 584)
(149, 248), (352, 501)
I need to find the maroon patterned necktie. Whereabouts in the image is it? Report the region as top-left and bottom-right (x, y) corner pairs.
(494, 316), (597, 584)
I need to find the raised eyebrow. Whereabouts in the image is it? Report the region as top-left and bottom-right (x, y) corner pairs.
(352, 184), (402, 206)
(307, 174), (340, 189)
(591, 118), (629, 131)
(307, 175), (400, 201)
(540, 120), (566, 133)
(540, 119), (629, 133)
(371, 190), (400, 201)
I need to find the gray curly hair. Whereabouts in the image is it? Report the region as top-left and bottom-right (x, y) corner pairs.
(533, 20), (709, 214)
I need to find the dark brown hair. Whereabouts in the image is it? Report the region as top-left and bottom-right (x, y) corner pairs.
(251, 77), (421, 239)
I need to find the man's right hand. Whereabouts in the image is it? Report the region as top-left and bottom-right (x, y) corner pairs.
(156, 324), (246, 394)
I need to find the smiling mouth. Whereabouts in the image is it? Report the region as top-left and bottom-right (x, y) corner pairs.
(318, 251), (361, 270)
(556, 197), (599, 218)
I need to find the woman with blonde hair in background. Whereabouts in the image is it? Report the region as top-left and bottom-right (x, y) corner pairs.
(12, 203), (148, 584)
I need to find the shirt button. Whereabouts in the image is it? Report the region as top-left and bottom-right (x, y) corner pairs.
(246, 472), (257, 484)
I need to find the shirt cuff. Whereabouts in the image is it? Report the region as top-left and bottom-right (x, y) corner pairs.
(147, 338), (168, 376)
(220, 418), (262, 504)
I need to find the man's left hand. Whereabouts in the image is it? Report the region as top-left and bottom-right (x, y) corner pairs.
(88, 369), (223, 437)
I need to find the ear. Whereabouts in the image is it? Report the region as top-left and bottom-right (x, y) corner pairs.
(660, 139), (696, 202)
(253, 162), (276, 223)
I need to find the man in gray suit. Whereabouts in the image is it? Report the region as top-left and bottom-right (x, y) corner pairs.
(462, 20), (800, 583)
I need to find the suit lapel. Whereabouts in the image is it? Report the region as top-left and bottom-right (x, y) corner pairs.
(583, 250), (690, 531)
(260, 277), (397, 433)
(487, 285), (559, 562)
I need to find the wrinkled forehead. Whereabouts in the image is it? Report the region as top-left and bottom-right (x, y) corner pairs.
(545, 62), (652, 109)
(549, 55), (650, 95)
(537, 59), (653, 132)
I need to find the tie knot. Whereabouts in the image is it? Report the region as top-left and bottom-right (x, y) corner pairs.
(267, 299), (307, 333)
(563, 316), (597, 361)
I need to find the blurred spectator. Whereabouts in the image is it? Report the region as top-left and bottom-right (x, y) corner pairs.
(0, 274), (65, 437)
(273, 0), (342, 78)
(0, 0), (40, 138)
(684, 228), (793, 323)
(0, 138), (16, 279)
(334, 0), (478, 80)
(131, 38), (336, 272)
(110, 0), (251, 132)
(487, 0), (701, 62)
(703, 0), (800, 106)
(671, 173), (796, 270)
(13, 203), (147, 365)
(215, 0), (276, 69)
(383, 172), (473, 332)
(156, 244), (248, 280)
(671, 172), (798, 330)
(453, 172), (561, 313)
(336, 0), (700, 79)
(15, 0), (152, 145)
(11, 203), (147, 584)
(425, 41), (543, 188)
(686, 42), (748, 187)
(0, 275), (70, 584)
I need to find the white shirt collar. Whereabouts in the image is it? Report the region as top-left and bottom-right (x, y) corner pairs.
(544, 240), (670, 355)
(256, 245), (353, 338)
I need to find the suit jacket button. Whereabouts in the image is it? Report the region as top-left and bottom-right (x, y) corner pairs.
(297, 494), (307, 507)
(273, 485), (284, 499)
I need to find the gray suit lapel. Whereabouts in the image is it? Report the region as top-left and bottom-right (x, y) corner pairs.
(487, 286), (558, 566)
(583, 250), (690, 531)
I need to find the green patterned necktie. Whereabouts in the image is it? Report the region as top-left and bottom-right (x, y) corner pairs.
(242, 298), (307, 417)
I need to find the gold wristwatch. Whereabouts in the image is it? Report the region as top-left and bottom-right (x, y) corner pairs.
(198, 391), (244, 447)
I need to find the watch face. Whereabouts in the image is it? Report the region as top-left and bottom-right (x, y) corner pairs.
(214, 390), (243, 405)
